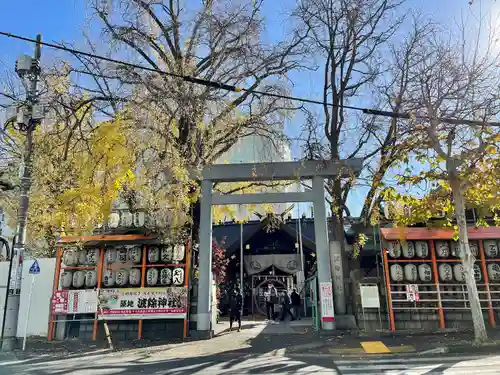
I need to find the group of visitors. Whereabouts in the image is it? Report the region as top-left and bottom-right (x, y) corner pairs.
(264, 284), (301, 322)
(227, 284), (303, 333)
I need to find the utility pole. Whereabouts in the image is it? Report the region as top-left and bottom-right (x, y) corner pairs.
(1, 35), (43, 351)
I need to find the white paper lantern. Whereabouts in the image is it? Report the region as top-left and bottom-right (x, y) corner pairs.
(108, 213), (120, 228)
(103, 270), (116, 287)
(484, 240), (499, 257)
(388, 241), (401, 258)
(60, 271), (73, 288)
(148, 247), (160, 263)
(390, 264), (404, 282)
(129, 269), (141, 285)
(438, 263), (453, 282)
(63, 248), (78, 266)
(85, 270), (97, 287)
(117, 247), (128, 263)
(134, 212), (145, 227)
(72, 271), (85, 288)
(487, 263), (500, 281)
(401, 242), (415, 259)
(122, 211), (133, 227)
(451, 242), (461, 258)
(469, 242), (479, 257)
(474, 264), (482, 282)
(127, 246), (142, 263)
(160, 268), (172, 285)
(146, 268), (159, 286)
(436, 241), (450, 258)
(173, 245), (186, 262)
(404, 264), (418, 281)
(105, 248), (117, 264)
(86, 249), (99, 265)
(161, 246), (173, 263)
(453, 264), (465, 282)
(115, 269), (129, 286)
(418, 264), (432, 282)
(77, 250), (87, 265)
(415, 241), (429, 258)
(172, 267), (185, 285)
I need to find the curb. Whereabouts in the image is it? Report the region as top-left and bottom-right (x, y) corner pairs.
(445, 343), (500, 355)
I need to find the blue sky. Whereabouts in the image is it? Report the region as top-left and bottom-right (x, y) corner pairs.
(0, 0), (497, 216)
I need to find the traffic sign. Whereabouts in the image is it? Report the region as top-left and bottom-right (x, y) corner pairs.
(29, 259), (40, 275)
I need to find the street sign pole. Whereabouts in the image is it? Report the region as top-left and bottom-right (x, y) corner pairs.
(22, 259), (40, 351)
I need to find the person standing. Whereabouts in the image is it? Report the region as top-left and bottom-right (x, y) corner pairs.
(264, 284), (278, 321)
(290, 288), (301, 320)
(229, 288), (243, 332)
(280, 290), (296, 321)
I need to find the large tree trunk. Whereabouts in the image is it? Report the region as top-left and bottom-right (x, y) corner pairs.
(449, 171), (487, 342)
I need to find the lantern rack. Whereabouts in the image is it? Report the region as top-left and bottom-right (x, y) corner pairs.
(380, 227), (500, 331)
(47, 234), (191, 342)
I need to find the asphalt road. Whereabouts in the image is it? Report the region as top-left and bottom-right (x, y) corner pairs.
(2, 350), (500, 374)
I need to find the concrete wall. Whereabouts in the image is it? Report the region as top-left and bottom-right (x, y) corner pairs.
(0, 258), (56, 339)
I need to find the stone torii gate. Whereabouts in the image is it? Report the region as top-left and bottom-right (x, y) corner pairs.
(196, 159), (363, 336)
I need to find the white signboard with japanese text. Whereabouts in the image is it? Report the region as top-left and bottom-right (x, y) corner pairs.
(98, 287), (188, 320)
(51, 289), (98, 315)
(319, 282), (335, 322)
(360, 284), (381, 308)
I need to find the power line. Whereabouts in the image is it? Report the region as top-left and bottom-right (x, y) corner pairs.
(1, 30), (500, 128)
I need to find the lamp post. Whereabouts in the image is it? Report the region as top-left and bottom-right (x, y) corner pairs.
(1, 35), (43, 351)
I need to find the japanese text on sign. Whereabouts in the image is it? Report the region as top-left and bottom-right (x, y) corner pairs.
(98, 287), (188, 320)
(319, 282), (335, 322)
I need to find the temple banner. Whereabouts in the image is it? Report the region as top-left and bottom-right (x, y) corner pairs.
(98, 287), (188, 320)
(51, 289), (98, 315)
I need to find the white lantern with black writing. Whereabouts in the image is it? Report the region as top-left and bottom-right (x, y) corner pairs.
(146, 268), (159, 286)
(451, 242), (461, 258)
(436, 241), (450, 258)
(402, 241), (415, 259)
(60, 271), (73, 288)
(133, 211), (145, 227)
(148, 246), (160, 263)
(127, 246), (142, 263)
(487, 263), (500, 281)
(85, 270), (97, 287)
(453, 264), (465, 282)
(404, 264), (418, 282)
(469, 241), (479, 257)
(484, 240), (499, 257)
(390, 264), (404, 282)
(72, 271), (85, 288)
(160, 268), (172, 285)
(63, 248), (78, 266)
(129, 268), (141, 285)
(77, 250), (87, 265)
(105, 249), (116, 264)
(161, 246), (173, 263)
(438, 263), (453, 282)
(103, 270), (115, 287)
(117, 247), (128, 263)
(172, 267), (185, 285)
(388, 241), (401, 258)
(173, 245), (185, 263)
(86, 249), (99, 265)
(115, 269), (129, 286)
(474, 264), (482, 282)
(415, 241), (429, 258)
(418, 264), (433, 282)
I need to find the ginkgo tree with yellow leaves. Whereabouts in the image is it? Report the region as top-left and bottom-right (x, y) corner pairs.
(378, 29), (500, 342)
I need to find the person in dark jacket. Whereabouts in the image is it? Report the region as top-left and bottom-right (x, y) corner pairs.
(229, 288), (243, 332)
(280, 290), (296, 321)
(290, 288), (301, 320)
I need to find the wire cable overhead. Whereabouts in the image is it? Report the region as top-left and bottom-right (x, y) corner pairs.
(1, 31), (500, 128)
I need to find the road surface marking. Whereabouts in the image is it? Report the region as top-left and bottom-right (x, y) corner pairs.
(360, 341), (391, 354)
